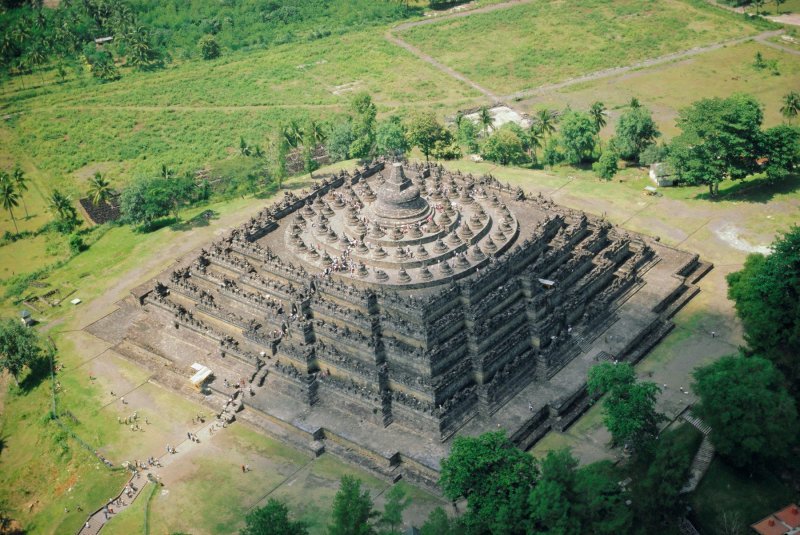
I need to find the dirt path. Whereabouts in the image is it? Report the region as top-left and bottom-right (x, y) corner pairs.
(77, 419), (222, 535)
(385, 0), (784, 107)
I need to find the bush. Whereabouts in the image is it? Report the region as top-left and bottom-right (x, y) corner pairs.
(638, 143), (669, 166)
(68, 234), (86, 255)
(481, 125), (529, 165)
(198, 35), (221, 60)
(593, 150), (619, 180)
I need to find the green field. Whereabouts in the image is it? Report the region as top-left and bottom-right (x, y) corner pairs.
(400, 0), (762, 95)
(517, 41), (800, 138)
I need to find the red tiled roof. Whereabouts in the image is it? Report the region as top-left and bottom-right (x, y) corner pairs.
(751, 516), (788, 535)
(775, 504), (800, 529)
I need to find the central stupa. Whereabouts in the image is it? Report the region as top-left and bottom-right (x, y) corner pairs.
(368, 163), (432, 227)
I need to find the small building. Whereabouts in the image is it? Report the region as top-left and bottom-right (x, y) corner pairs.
(649, 162), (676, 187)
(19, 310), (33, 327)
(751, 503), (800, 535)
(94, 36), (114, 48)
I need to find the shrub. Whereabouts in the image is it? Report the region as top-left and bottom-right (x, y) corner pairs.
(198, 35), (221, 60)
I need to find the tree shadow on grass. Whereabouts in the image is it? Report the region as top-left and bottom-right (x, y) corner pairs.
(170, 210), (219, 232)
(16, 355), (50, 394)
(693, 174), (800, 203)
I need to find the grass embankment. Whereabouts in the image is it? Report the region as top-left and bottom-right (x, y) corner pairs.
(400, 0), (764, 95)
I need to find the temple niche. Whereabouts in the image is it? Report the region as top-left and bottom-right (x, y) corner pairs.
(125, 160), (709, 489)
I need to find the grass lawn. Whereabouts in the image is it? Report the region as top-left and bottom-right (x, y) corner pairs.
(400, 0), (761, 95)
(517, 41), (800, 138)
(690, 457), (798, 534)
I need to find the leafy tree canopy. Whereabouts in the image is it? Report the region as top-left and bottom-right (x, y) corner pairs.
(406, 112), (447, 162)
(692, 354), (798, 468)
(0, 318), (42, 386)
(588, 362), (664, 452)
(592, 149), (619, 180)
(668, 93), (763, 195)
(327, 475), (378, 535)
(558, 110), (598, 164)
(613, 106), (660, 161)
(241, 498), (309, 535)
(726, 226), (800, 393)
(375, 116), (409, 159)
(439, 431), (538, 534)
(481, 124), (529, 166)
(760, 124), (800, 183)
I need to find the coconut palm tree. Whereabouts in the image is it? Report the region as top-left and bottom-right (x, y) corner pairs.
(780, 91), (800, 123)
(589, 101), (607, 150)
(87, 172), (113, 206)
(478, 106), (493, 137)
(282, 121), (304, 149)
(534, 108), (558, 151)
(0, 174), (20, 233)
(48, 189), (76, 222)
(11, 166), (29, 218)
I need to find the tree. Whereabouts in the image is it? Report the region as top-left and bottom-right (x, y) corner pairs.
(120, 177), (179, 227)
(481, 125), (528, 166)
(614, 106), (660, 161)
(527, 450), (581, 535)
(0, 318), (42, 386)
(780, 90), (800, 123)
(406, 112), (446, 162)
(692, 354), (798, 468)
(589, 101), (607, 150)
(349, 92), (377, 160)
(199, 34), (220, 60)
(87, 172), (113, 206)
(559, 110), (598, 164)
(420, 507), (460, 535)
(439, 431), (538, 534)
(375, 116), (409, 158)
(588, 362), (664, 453)
(48, 189), (76, 223)
(478, 106), (493, 137)
(241, 498), (309, 535)
(534, 108), (558, 151)
(380, 485), (410, 534)
(11, 166), (28, 218)
(271, 134), (289, 190)
(775, 0), (786, 13)
(592, 149), (619, 180)
(727, 227), (800, 395)
(328, 475), (378, 535)
(760, 124), (800, 183)
(634, 428), (694, 526)
(753, 0), (765, 15)
(668, 94), (763, 195)
(326, 120), (355, 162)
(0, 173), (20, 233)
(573, 461), (632, 534)
(457, 118), (479, 153)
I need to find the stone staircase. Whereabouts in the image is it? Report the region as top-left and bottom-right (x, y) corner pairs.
(680, 410), (714, 494)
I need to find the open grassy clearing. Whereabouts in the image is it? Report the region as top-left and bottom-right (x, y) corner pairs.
(399, 0), (761, 95)
(517, 41), (800, 138)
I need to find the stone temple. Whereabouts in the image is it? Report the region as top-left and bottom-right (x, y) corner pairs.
(91, 161), (709, 489)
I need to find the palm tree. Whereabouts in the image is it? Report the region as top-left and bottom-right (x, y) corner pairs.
(307, 120), (327, 145)
(282, 121), (304, 149)
(87, 172), (112, 206)
(527, 127), (543, 161)
(239, 136), (252, 156)
(0, 174), (20, 233)
(11, 166), (28, 218)
(534, 108), (558, 151)
(160, 164), (174, 180)
(752, 0), (765, 14)
(589, 101), (607, 150)
(48, 189), (76, 222)
(780, 91), (800, 123)
(478, 106), (493, 137)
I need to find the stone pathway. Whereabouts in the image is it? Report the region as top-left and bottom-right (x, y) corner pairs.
(680, 410), (715, 494)
(76, 419), (224, 535)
